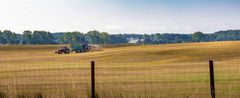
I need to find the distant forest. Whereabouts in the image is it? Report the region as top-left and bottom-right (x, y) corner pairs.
(0, 30), (240, 45)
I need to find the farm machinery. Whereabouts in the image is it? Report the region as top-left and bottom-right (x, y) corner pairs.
(55, 46), (70, 54)
(71, 44), (89, 53)
(55, 44), (102, 54)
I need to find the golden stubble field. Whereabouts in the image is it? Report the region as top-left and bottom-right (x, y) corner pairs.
(0, 41), (240, 98)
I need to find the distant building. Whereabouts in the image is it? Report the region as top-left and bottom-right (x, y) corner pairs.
(128, 39), (144, 45)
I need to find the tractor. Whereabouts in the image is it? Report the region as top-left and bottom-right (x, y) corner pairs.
(55, 46), (70, 54)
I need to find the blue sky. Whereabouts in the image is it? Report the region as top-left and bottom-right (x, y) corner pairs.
(0, 0), (239, 34)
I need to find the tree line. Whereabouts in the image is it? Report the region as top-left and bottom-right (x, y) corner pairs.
(0, 30), (240, 45)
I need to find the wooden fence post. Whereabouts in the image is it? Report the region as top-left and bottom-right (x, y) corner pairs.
(209, 60), (215, 98)
(91, 61), (95, 98)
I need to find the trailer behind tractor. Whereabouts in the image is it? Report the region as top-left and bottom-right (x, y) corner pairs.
(71, 44), (89, 53)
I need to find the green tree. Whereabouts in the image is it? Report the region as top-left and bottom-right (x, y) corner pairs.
(63, 32), (74, 44)
(100, 32), (110, 44)
(109, 34), (128, 44)
(32, 31), (54, 44)
(192, 31), (205, 42)
(0, 30), (7, 44)
(45, 32), (54, 44)
(22, 30), (32, 44)
(143, 34), (152, 44)
(59, 36), (65, 44)
(84, 35), (93, 44)
(2, 30), (16, 44)
(87, 30), (100, 44)
(72, 31), (86, 44)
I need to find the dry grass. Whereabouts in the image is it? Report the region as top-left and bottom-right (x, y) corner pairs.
(0, 41), (240, 98)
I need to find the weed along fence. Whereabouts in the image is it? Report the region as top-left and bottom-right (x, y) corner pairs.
(0, 60), (239, 98)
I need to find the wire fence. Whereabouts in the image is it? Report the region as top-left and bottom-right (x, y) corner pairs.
(95, 61), (211, 98)
(0, 60), (239, 98)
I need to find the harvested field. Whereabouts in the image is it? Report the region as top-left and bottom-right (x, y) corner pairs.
(0, 41), (240, 98)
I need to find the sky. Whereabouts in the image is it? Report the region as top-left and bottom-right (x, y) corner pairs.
(0, 0), (240, 34)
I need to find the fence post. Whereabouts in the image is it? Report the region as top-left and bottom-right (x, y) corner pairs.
(91, 61), (95, 98)
(209, 60), (215, 98)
